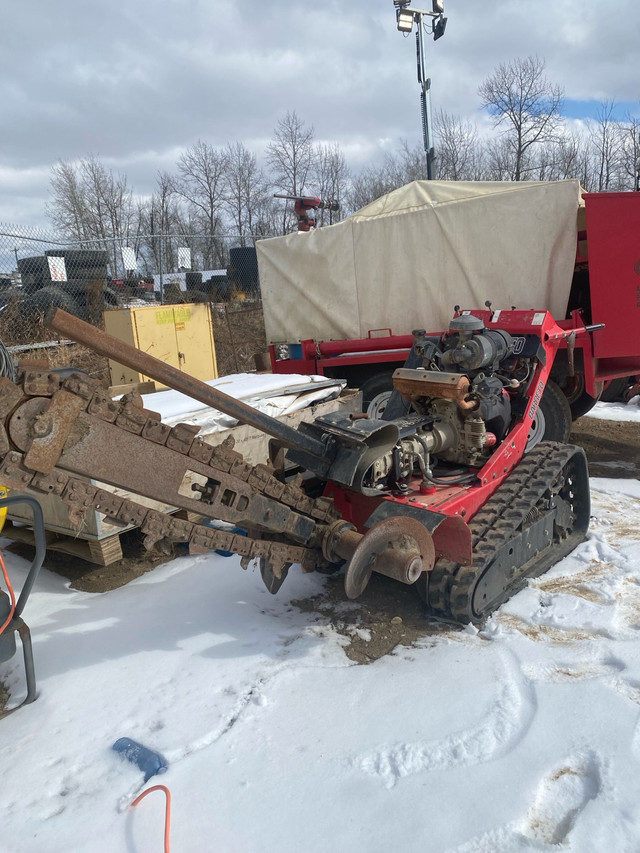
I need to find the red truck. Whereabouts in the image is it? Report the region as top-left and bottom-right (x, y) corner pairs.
(259, 184), (640, 437)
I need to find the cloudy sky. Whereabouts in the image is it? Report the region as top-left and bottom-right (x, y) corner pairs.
(2, 0), (639, 226)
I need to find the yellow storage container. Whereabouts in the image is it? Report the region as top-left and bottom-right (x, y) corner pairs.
(103, 303), (218, 389)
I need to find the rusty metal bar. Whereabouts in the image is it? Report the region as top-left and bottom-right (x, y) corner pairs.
(45, 308), (329, 459)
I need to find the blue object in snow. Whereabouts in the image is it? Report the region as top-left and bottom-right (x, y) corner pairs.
(112, 737), (168, 782)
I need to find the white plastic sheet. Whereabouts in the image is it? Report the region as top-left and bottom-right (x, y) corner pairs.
(131, 372), (345, 433)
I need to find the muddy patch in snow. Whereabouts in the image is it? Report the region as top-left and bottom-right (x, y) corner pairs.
(571, 416), (640, 478)
(292, 571), (460, 663)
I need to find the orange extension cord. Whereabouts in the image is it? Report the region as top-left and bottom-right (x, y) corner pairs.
(131, 785), (172, 853)
(0, 552), (16, 636)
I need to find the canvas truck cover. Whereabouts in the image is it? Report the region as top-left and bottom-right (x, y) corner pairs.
(257, 179), (583, 344)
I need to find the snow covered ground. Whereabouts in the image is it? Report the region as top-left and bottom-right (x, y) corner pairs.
(2, 399), (640, 852)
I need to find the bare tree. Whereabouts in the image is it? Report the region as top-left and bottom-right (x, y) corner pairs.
(223, 141), (269, 243)
(347, 166), (395, 213)
(152, 171), (178, 232)
(484, 135), (523, 181)
(48, 160), (91, 240)
(619, 112), (640, 190)
(312, 142), (349, 225)
(266, 111), (316, 232)
(249, 196), (281, 238)
(144, 170), (181, 275)
(267, 110), (315, 195)
(346, 141), (428, 213)
(85, 159), (134, 266)
(47, 155), (134, 273)
(385, 141), (428, 186)
(588, 101), (624, 191)
(548, 132), (592, 184)
(175, 140), (227, 267)
(478, 55), (564, 180)
(434, 110), (484, 180)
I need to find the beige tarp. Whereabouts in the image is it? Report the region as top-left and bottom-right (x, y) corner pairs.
(257, 180), (583, 344)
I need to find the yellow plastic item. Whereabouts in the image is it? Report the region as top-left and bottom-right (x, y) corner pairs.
(0, 486), (7, 534)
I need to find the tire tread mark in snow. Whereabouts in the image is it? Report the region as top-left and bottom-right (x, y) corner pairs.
(353, 651), (536, 788)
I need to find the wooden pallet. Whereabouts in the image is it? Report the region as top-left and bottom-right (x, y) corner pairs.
(1, 520), (124, 566)
(108, 380), (156, 397)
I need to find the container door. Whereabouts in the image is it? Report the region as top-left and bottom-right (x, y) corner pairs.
(134, 305), (182, 370)
(173, 303), (218, 381)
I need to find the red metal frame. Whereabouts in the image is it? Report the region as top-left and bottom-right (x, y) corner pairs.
(269, 332), (415, 375)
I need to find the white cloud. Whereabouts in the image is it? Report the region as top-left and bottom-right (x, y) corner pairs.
(3, 0), (640, 224)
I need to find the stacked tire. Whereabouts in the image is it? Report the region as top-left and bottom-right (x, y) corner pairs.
(17, 250), (119, 321)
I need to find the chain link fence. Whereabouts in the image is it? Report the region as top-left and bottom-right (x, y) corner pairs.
(0, 224), (263, 346)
